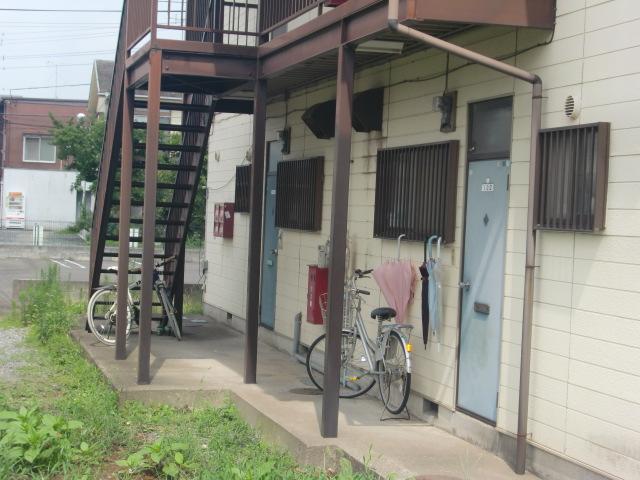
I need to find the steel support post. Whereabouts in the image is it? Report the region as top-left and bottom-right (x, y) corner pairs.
(116, 80), (135, 360)
(244, 78), (267, 384)
(173, 246), (186, 333)
(138, 49), (162, 385)
(322, 43), (355, 438)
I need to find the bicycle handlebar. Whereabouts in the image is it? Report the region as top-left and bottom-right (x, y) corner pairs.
(354, 268), (373, 277)
(356, 289), (370, 296)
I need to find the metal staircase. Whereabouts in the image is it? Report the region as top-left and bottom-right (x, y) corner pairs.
(89, 0), (256, 368)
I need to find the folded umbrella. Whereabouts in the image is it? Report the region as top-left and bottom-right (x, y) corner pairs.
(373, 259), (416, 323)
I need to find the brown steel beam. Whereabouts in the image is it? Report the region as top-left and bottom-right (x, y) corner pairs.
(116, 82), (135, 361)
(409, 0), (556, 30)
(322, 42), (355, 438)
(259, 0), (390, 78)
(154, 39), (256, 58)
(162, 53), (256, 80)
(244, 78), (267, 385)
(138, 48), (162, 385)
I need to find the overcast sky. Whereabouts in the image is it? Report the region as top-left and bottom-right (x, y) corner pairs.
(0, 0), (124, 100)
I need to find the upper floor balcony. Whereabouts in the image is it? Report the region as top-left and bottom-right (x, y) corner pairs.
(122, 0), (556, 96)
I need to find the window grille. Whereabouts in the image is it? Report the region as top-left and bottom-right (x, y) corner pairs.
(276, 157), (324, 230)
(374, 141), (459, 242)
(536, 122), (610, 231)
(234, 165), (251, 213)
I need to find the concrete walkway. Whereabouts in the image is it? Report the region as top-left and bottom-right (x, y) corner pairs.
(73, 317), (538, 480)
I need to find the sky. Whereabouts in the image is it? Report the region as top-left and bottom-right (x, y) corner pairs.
(0, 0), (124, 100)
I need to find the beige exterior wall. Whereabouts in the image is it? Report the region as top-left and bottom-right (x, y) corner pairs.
(205, 1), (640, 478)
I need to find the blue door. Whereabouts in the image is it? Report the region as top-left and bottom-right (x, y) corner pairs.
(457, 160), (510, 423)
(260, 142), (282, 329)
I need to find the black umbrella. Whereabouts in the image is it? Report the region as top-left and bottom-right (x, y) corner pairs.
(419, 238), (430, 348)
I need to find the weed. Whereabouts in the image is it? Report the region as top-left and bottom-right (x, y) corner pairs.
(0, 406), (87, 477)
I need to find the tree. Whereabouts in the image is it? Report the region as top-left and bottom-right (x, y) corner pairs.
(50, 115), (105, 191)
(49, 115), (207, 244)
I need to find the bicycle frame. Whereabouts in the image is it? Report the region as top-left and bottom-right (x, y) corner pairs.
(345, 276), (413, 376)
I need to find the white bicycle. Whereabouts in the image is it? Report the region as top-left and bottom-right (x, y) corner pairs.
(87, 256), (181, 345)
(306, 269), (413, 414)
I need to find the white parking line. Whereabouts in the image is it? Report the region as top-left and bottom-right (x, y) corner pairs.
(64, 259), (86, 269)
(50, 258), (71, 269)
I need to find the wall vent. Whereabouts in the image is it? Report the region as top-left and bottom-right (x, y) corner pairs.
(564, 95), (580, 119)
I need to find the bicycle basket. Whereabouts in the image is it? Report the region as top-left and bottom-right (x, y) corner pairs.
(319, 293), (329, 323)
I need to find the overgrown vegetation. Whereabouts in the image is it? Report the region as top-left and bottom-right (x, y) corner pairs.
(0, 268), (379, 479)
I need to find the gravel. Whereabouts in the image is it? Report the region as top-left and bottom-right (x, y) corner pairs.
(0, 328), (28, 382)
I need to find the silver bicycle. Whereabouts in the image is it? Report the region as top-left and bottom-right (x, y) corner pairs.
(87, 256), (182, 345)
(306, 269), (413, 414)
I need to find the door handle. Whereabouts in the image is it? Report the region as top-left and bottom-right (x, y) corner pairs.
(270, 249), (278, 256)
(459, 281), (471, 291)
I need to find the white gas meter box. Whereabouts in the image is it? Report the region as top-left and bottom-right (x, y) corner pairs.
(5, 191), (26, 229)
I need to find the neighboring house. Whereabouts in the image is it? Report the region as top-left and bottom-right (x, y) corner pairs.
(204, 1), (640, 480)
(88, 59), (183, 124)
(0, 97), (87, 229)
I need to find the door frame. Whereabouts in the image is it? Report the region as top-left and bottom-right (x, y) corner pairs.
(259, 140), (282, 330)
(455, 95), (514, 425)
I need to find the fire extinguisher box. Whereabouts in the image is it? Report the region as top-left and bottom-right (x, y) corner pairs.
(307, 265), (328, 324)
(213, 202), (234, 238)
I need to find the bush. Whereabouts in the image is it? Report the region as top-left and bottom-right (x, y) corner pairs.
(18, 265), (80, 344)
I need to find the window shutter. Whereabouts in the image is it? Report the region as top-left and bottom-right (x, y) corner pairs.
(536, 122), (610, 231)
(374, 141), (459, 242)
(235, 165), (251, 213)
(275, 157), (324, 231)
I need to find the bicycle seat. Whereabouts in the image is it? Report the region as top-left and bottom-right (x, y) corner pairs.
(371, 307), (396, 321)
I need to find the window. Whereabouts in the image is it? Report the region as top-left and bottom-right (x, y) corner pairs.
(536, 122), (610, 231)
(275, 157), (324, 231)
(23, 136), (57, 163)
(374, 141), (459, 243)
(235, 165), (251, 213)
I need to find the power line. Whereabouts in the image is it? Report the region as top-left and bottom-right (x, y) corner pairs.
(8, 83), (90, 92)
(2, 50), (114, 60)
(0, 8), (121, 13)
(0, 63), (93, 71)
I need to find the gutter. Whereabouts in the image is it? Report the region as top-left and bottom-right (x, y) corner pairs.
(387, 0), (542, 474)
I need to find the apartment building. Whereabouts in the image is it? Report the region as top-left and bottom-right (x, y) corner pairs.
(202, 1), (640, 479)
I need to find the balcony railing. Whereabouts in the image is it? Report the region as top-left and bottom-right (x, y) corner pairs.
(259, 0), (323, 35)
(126, 0), (260, 52)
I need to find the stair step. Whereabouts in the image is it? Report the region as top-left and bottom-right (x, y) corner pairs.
(102, 252), (168, 259)
(133, 122), (208, 134)
(133, 143), (201, 153)
(108, 218), (186, 226)
(105, 235), (181, 243)
(129, 160), (198, 172)
(100, 268), (141, 274)
(134, 100), (210, 113)
(101, 268), (174, 275)
(112, 200), (189, 208)
(133, 181), (193, 190)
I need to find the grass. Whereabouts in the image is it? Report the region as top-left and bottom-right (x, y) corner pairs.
(0, 267), (379, 480)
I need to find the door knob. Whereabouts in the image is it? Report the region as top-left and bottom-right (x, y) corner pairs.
(271, 249), (278, 256)
(459, 281), (471, 291)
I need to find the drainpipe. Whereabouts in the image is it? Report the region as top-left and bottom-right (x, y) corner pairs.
(388, 1), (542, 474)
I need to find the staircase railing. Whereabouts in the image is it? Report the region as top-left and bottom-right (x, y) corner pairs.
(89, 0), (128, 294)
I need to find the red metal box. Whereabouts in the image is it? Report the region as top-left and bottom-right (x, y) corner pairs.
(213, 202), (234, 238)
(307, 265), (328, 324)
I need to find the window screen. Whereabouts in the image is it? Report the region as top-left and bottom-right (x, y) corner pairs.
(275, 157), (324, 231)
(374, 141), (459, 242)
(235, 165), (251, 213)
(536, 122), (610, 231)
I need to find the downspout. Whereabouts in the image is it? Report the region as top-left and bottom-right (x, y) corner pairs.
(388, 0), (542, 474)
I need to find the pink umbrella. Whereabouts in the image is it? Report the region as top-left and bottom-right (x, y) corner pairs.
(372, 259), (416, 323)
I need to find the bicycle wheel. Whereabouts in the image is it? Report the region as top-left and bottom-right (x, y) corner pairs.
(157, 286), (182, 341)
(377, 330), (411, 414)
(306, 330), (375, 398)
(87, 288), (132, 346)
